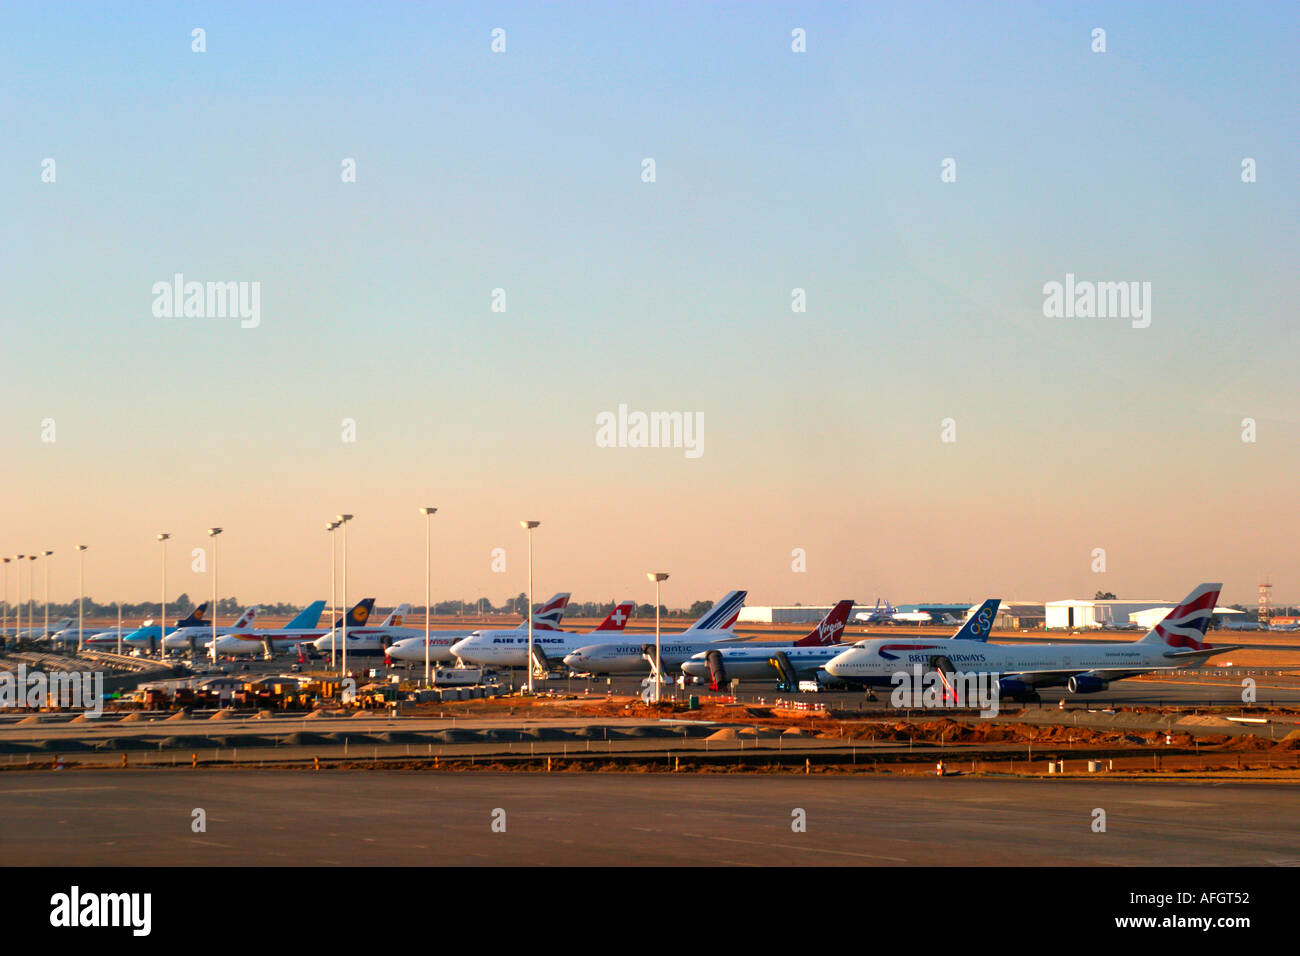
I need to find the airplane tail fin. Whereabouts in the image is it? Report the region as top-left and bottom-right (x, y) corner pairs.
(380, 603), (413, 627)
(233, 607), (259, 628)
(332, 598), (376, 630)
(685, 590), (747, 632)
(953, 599), (1000, 642)
(530, 592), (571, 631)
(176, 602), (210, 627)
(1139, 583), (1221, 650)
(286, 600), (326, 630)
(592, 601), (635, 632)
(794, 600), (854, 646)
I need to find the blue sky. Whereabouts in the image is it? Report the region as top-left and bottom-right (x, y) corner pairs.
(1, 2), (1296, 607)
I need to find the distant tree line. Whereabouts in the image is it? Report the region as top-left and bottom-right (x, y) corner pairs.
(0, 593), (711, 620)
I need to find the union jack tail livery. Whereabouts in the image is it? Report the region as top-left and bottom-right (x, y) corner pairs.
(794, 600), (854, 646)
(1141, 583), (1221, 651)
(592, 601), (635, 632)
(685, 590), (747, 632)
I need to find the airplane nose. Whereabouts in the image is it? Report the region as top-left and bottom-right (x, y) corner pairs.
(680, 661), (706, 678)
(563, 653), (581, 667)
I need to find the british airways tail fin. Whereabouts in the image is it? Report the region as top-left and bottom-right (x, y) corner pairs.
(1140, 583), (1222, 651)
(530, 592), (571, 631)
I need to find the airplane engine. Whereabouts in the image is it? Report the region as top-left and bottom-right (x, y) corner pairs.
(996, 678), (1040, 702)
(1066, 675), (1109, 694)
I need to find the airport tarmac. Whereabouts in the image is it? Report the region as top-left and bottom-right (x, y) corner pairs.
(1, 771), (1296, 866)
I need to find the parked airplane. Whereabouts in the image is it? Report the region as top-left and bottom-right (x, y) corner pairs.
(451, 599), (640, 668)
(208, 600), (335, 656)
(854, 601), (953, 626)
(385, 594), (576, 665)
(320, 594), (572, 660)
(682, 599), (1000, 689)
(51, 623), (135, 648)
(559, 590), (750, 676)
(824, 583), (1235, 701)
(7, 616), (74, 640)
(110, 603), (213, 653)
(159, 606), (260, 653)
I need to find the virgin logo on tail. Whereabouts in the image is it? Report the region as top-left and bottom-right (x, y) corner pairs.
(795, 600), (854, 646)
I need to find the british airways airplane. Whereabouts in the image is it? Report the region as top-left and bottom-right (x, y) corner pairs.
(680, 598), (1000, 689)
(559, 590), (749, 676)
(824, 583), (1235, 701)
(329, 593), (574, 660)
(385, 593), (576, 665)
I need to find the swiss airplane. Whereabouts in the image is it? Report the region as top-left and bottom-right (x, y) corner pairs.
(449, 599), (637, 668)
(324, 593), (573, 660)
(681, 599), (999, 688)
(559, 590), (749, 675)
(824, 583), (1236, 700)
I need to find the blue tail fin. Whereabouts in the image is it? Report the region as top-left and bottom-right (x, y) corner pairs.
(176, 602), (210, 627)
(331, 598), (375, 630)
(286, 600), (326, 630)
(953, 599), (1000, 642)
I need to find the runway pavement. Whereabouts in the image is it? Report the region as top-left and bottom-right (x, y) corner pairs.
(1, 771), (1296, 866)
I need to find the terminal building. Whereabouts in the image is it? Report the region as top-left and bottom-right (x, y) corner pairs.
(1045, 598), (1245, 630)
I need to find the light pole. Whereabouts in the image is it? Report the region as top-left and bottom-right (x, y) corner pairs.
(27, 555), (36, 638)
(14, 556), (24, 640)
(336, 514), (353, 681)
(157, 533), (171, 657)
(41, 550), (52, 644)
(520, 520), (540, 694)
(207, 528), (222, 662)
(1, 557), (8, 643)
(420, 507), (437, 685)
(326, 521), (339, 668)
(647, 572), (669, 703)
(76, 546), (88, 653)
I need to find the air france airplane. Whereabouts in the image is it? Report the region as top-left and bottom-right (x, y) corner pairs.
(450, 598), (637, 668)
(560, 590), (749, 676)
(824, 583), (1235, 700)
(385, 594), (573, 665)
(317, 594), (571, 659)
(681, 599), (1000, 689)
(160, 606), (260, 653)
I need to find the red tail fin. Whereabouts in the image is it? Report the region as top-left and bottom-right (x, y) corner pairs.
(794, 600), (854, 647)
(592, 601), (635, 632)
